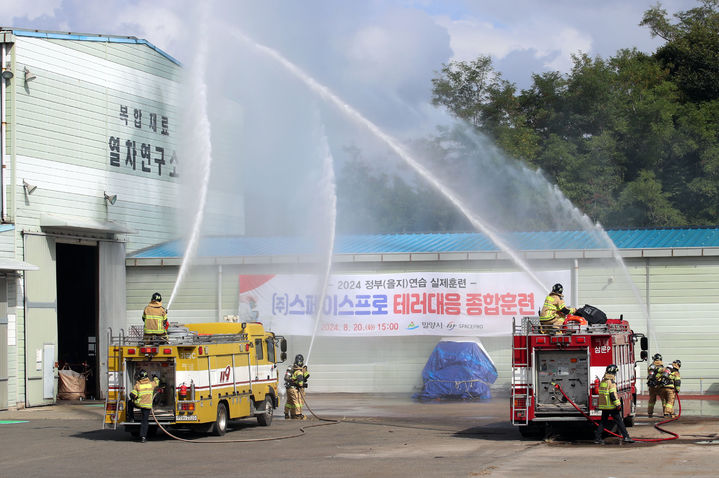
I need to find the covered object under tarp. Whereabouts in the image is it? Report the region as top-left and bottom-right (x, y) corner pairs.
(414, 337), (498, 400)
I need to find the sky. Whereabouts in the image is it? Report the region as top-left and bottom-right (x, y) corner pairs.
(1, 0), (702, 237)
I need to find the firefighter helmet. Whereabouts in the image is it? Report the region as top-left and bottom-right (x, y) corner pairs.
(294, 354), (304, 366)
(606, 364), (618, 375)
(673, 359), (681, 368)
(138, 369), (148, 379)
(652, 353), (662, 361)
(551, 283), (563, 295)
(151, 292), (162, 302)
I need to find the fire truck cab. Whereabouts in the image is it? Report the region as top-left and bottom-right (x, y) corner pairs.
(103, 321), (287, 437)
(511, 316), (648, 437)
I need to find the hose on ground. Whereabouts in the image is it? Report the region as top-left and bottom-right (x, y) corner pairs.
(553, 383), (680, 442)
(149, 390), (338, 443)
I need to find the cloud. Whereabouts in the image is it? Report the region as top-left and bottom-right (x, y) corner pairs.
(2, 0), (61, 21)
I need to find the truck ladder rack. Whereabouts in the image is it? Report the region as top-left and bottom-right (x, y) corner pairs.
(103, 328), (126, 430)
(511, 317), (533, 425)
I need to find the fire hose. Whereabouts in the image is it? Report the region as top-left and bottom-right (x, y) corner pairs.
(552, 382), (681, 442)
(149, 387), (339, 443)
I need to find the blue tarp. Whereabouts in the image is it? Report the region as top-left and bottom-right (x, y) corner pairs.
(414, 339), (498, 400)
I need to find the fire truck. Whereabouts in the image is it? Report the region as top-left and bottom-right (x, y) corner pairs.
(511, 315), (648, 437)
(103, 321), (287, 437)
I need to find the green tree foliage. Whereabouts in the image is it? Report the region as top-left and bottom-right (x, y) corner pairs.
(426, 0), (719, 229)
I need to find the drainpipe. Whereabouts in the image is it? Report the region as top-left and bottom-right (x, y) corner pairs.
(572, 259), (579, 306)
(217, 264), (222, 322)
(0, 42), (7, 222)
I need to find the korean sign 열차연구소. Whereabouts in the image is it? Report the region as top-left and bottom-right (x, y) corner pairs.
(237, 271), (570, 337)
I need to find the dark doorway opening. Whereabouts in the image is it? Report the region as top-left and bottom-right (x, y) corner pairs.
(56, 243), (99, 398)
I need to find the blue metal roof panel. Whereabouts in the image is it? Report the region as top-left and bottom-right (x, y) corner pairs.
(7, 28), (181, 66)
(128, 228), (719, 259)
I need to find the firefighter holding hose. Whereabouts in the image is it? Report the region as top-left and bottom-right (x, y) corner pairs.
(594, 364), (634, 444)
(284, 354), (310, 419)
(539, 283), (575, 333)
(647, 353), (664, 418)
(659, 360), (681, 418)
(128, 369), (160, 443)
(142, 292), (169, 343)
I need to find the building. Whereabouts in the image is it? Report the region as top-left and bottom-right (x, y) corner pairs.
(127, 228), (719, 396)
(0, 28), (181, 409)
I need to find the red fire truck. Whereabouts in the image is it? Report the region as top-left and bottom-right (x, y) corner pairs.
(511, 316), (648, 437)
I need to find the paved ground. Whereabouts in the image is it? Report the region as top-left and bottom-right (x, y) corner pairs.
(1, 393), (718, 477)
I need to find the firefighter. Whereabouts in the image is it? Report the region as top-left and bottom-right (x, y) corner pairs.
(539, 283), (575, 333)
(658, 360), (681, 417)
(128, 369), (160, 443)
(594, 364), (634, 444)
(142, 292), (168, 343)
(646, 353), (664, 418)
(284, 354), (310, 419)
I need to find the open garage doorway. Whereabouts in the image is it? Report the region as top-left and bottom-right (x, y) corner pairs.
(56, 243), (99, 399)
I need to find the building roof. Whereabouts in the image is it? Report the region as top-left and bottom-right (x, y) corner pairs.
(2, 28), (181, 65)
(127, 228), (719, 264)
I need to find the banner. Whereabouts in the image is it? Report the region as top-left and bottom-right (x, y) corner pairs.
(238, 271), (570, 337)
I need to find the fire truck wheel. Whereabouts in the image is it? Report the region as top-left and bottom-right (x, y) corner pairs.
(212, 402), (228, 436)
(256, 398), (273, 426)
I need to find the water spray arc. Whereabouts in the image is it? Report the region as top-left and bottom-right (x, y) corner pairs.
(231, 29), (548, 292)
(167, 34), (214, 311)
(306, 125), (337, 365)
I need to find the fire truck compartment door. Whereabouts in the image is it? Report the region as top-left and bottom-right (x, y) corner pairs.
(535, 350), (589, 409)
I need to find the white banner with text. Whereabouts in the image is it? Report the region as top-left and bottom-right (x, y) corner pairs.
(237, 271), (570, 336)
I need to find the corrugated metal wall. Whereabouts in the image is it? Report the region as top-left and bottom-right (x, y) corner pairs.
(5, 34), (182, 406)
(125, 254), (719, 395)
(12, 36), (182, 253)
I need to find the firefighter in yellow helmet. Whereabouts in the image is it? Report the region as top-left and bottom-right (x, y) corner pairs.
(594, 364), (634, 444)
(284, 354), (310, 419)
(142, 292), (168, 343)
(646, 353), (664, 418)
(539, 283), (575, 333)
(128, 369), (160, 442)
(658, 359), (681, 417)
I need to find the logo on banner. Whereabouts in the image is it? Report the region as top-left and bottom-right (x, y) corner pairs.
(447, 321), (456, 331)
(407, 321), (419, 330)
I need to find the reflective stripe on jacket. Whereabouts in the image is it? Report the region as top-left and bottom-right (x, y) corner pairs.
(286, 365), (309, 388)
(143, 301), (167, 334)
(132, 377), (159, 409)
(539, 293), (574, 322)
(598, 374), (621, 410)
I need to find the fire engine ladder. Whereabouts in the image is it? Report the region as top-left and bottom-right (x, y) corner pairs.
(103, 328), (125, 430)
(511, 317), (532, 426)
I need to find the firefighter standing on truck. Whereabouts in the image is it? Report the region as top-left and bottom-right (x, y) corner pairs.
(284, 354), (309, 419)
(594, 364), (634, 444)
(658, 359), (681, 417)
(142, 292), (168, 343)
(128, 369), (160, 443)
(539, 283), (575, 333)
(646, 353), (664, 418)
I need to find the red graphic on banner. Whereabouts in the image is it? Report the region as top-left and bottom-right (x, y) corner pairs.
(239, 275), (276, 294)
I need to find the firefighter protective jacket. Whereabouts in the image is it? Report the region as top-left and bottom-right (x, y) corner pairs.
(598, 374), (621, 410)
(539, 293), (575, 322)
(664, 368), (681, 392)
(647, 359), (663, 387)
(284, 365), (309, 389)
(142, 300), (168, 335)
(130, 377), (160, 409)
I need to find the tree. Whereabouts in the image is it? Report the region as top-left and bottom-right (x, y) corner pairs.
(641, 0), (719, 102)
